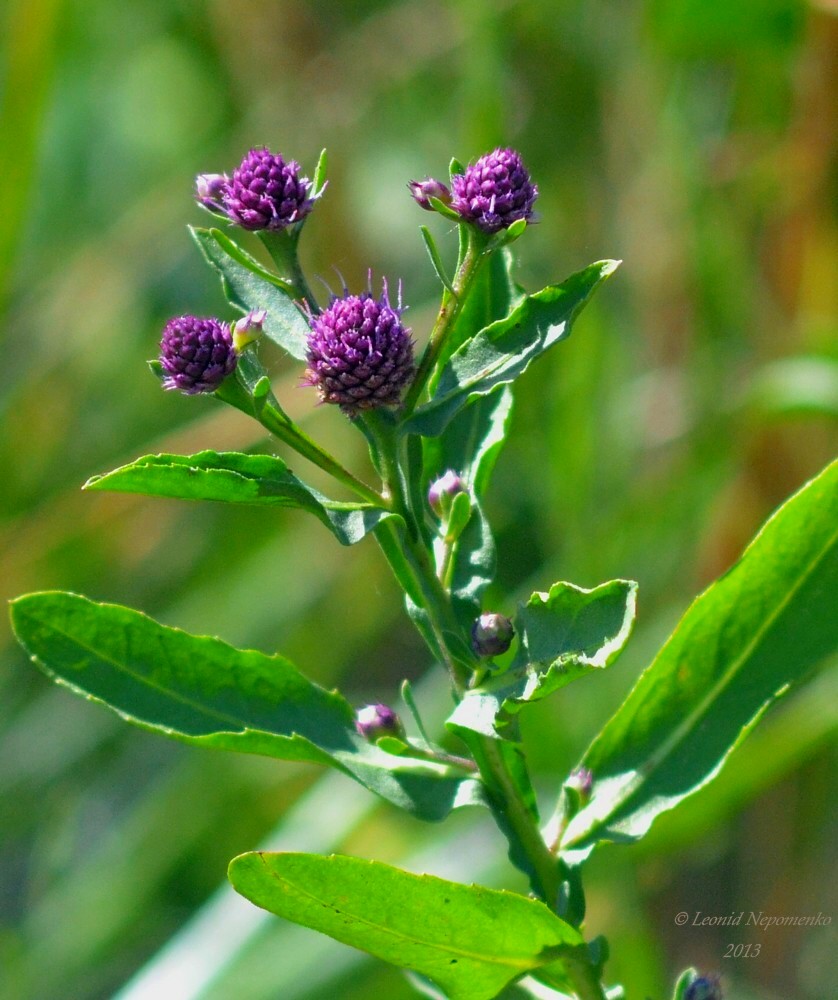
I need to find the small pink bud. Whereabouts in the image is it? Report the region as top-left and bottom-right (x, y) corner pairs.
(355, 704), (405, 742)
(408, 177), (452, 211)
(428, 470), (467, 517)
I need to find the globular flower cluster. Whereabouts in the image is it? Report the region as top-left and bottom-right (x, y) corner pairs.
(159, 315), (237, 394)
(304, 282), (415, 415)
(450, 147), (538, 234)
(196, 146), (317, 231)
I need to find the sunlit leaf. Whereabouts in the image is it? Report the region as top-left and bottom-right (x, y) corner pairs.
(191, 226), (310, 359)
(562, 459), (838, 856)
(10, 593), (483, 821)
(405, 260), (619, 437)
(84, 450), (391, 546)
(228, 852), (584, 1000)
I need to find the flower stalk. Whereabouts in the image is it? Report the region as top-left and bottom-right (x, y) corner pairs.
(402, 225), (491, 412)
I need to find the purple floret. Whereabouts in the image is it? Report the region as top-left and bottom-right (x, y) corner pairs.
(451, 147), (538, 234)
(304, 281), (414, 415)
(221, 146), (315, 231)
(159, 315), (237, 394)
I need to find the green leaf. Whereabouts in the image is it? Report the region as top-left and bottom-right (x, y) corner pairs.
(436, 247), (523, 376)
(431, 388), (514, 622)
(190, 226), (310, 359)
(228, 852), (584, 1000)
(311, 147), (328, 197)
(428, 195), (463, 223)
(671, 969), (698, 1000)
(84, 450), (391, 547)
(444, 490), (473, 544)
(419, 225), (456, 295)
(448, 581), (637, 743)
(507, 580), (638, 707)
(406, 260), (619, 438)
(562, 459), (838, 856)
(10, 592), (483, 821)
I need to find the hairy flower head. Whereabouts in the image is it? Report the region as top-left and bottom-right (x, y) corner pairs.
(159, 315), (237, 394)
(304, 279), (414, 415)
(451, 147), (537, 233)
(197, 147), (318, 231)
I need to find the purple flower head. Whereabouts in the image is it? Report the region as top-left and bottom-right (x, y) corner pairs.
(355, 704), (405, 742)
(195, 173), (229, 212)
(221, 146), (317, 231)
(428, 470), (467, 517)
(451, 148), (538, 234)
(304, 279), (415, 415)
(159, 315), (237, 395)
(686, 976), (722, 1000)
(408, 177), (451, 211)
(471, 612), (515, 658)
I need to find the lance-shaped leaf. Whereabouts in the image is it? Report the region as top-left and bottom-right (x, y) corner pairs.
(10, 592), (483, 821)
(405, 260), (619, 438)
(228, 852), (585, 1000)
(562, 459), (838, 857)
(436, 246), (524, 375)
(191, 226), (310, 359)
(84, 450), (392, 547)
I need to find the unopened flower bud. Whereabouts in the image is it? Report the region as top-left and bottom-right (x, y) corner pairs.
(428, 470), (467, 517)
(159, 315), (237, 395)
(686, 976), (722, 1000)
(355, 704), (405, 742)
(232, 309), (267, 350)
(471, 613), (515, 658)
(408, 177), (452, 211)
(195, 172), (229, 211)
(566, 767), (594, 805)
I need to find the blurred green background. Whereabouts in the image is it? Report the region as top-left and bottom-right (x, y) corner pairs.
(1, 0), (836, 998)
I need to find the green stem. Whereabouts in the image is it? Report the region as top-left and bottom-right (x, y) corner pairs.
(475, 732), (562, 906)
(257, 402), (386, 507)
(367, 417), (607, 997)
(215, 354), (387, 507)
(437, 535), (456, 588)
(402, 227), (490, 413)
(403, 745), (478, 773)
(364, 411), (472, 689)
(562, 954), (608, 1000)
(258, 229), (320, 313)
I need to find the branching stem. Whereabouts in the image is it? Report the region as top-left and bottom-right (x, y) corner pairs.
(402, 227), (490, 413)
